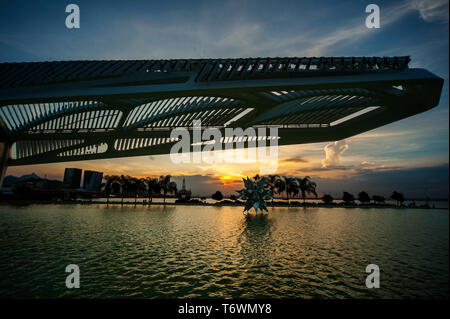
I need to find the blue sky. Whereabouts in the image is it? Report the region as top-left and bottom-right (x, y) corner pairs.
(1, 0), (449, 198)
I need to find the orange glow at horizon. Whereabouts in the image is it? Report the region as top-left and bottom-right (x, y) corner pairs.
(5, 134), (447, 196)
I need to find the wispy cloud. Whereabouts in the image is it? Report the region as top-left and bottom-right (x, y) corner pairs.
(411, 0), (449, 23)
(281, 157), (309, 164)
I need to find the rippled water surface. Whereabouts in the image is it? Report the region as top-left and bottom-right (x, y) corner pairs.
(0, 204), (448, 298)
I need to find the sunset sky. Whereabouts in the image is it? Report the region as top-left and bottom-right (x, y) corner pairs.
(1, 0), (448, 198)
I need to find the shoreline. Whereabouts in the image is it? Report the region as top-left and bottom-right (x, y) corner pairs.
(1, 199), (448, 210)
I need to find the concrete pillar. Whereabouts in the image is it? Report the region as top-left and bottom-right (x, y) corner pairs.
(0, 142), (10, 189)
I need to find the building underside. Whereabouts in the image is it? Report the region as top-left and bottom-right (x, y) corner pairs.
(0, 56), (443, 183)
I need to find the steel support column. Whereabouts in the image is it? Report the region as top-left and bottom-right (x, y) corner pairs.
(0, 141), (10, 188)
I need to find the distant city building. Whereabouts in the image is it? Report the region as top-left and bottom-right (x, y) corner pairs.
(83, 170), (103, 191)
(63, 168), (82, 189)
(36, 179), (64, 190)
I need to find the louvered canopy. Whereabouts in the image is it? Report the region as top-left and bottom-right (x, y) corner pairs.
(0, 56), (443, 166)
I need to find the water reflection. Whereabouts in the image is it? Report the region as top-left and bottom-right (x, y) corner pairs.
(0, 204), (447, 298)
(100, 203), (177, 213)
(238, 213), (274, 267)
(243, 213), (272, 231)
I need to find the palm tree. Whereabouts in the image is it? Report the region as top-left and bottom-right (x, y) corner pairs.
(285, 176), (299, 204)
(119, 175), (132, 205)
(102, 175), (120, 205)
(266, 174), (280, 205)
(274, 176), (287, 203)
(298, 176), (317, 204)
(145, 177), (161, 204)
(128, 178), (137, 205)
(159, 175), (178, 204)
(130, 178), (147, 205)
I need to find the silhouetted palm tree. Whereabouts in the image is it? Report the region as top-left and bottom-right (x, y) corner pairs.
(128, 178), (137, 205)
(159, 175), (177, 204)
(278, 176), (299, 204)
(102, 175), (120, 205)
(266, 174), (280, 205)
(284, 177), (299, 204)
(298, 176), (317, 204)
(274, 176), (287, 202)
(145, 177), (161, 204)
(119, 175), (132, 205)
(130, 178), (147, 205)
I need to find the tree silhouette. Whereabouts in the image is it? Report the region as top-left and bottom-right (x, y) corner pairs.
(119, 175), (133, 205)
(102, 175), (120, 204)
(284, 177), (299, 204)
(372, 195), (385, 204)
(358, 191), (371, 204)
(159, 175), (177, 204)
(130, 178), (147, 205)
(391, 191), (405, 206)
(274, 176), (287, 203)
(343, 192), (355, 204)
(145, 177), (161, 203)
(298, 176), (318, 204)
(212, 190), (224, 201)
(266, 175), (280, 205)
(322, 194), (334, 204)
